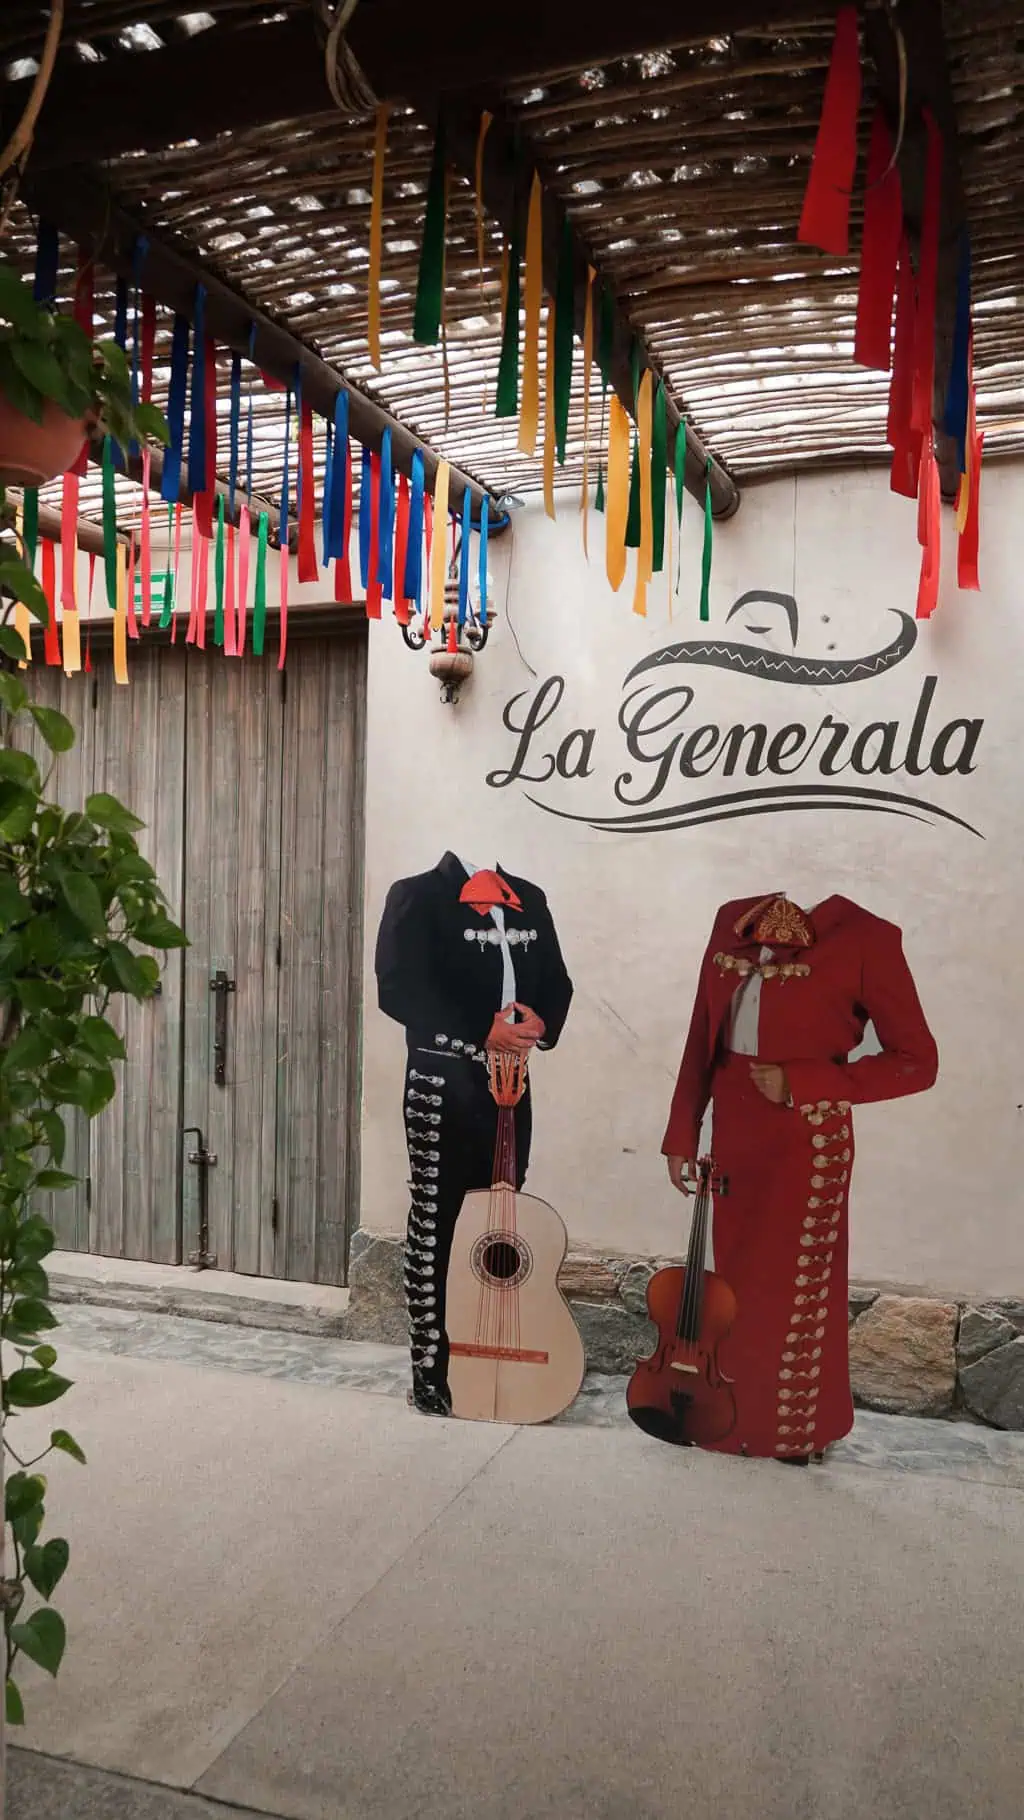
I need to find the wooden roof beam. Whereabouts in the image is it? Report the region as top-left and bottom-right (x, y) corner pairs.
(19, 165), (493, 518)
(863, 0), (967, 500)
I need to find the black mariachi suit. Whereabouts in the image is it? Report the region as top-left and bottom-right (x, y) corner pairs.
(375, 851), (573, 1406)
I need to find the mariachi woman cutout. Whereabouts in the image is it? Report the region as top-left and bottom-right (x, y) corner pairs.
(661, 893), (938, 1462)
(375, 852), (573, 1415)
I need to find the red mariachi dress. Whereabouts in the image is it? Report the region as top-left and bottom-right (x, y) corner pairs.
(662, 894), (938, 1460)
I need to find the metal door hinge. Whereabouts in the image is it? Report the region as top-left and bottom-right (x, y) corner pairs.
(275, 934), (282, 969)
(271, 1196), (280, 1235)
(85, 1176), (92, 1211)
(184, 1126), (218, 1270)
(209, 969), (236, 1086)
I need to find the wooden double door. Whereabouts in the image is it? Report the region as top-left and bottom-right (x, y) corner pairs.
(25, 626), (366, 1286)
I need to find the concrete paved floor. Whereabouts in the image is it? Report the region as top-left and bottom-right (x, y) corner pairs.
(12, 1319), (1024, 1820)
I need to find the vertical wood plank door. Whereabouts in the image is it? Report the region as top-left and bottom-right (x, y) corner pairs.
(181, 647), (284, 1276)
(89, 649), (188, 1263)
(274, 633), (366, 1285)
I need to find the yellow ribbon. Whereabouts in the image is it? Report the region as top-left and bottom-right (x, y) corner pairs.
(113, 542), (129, 684)
(368, 102), (390, 371)
(430, 460), (450, 630)
(519, 172), (544, 457)
(956, 389), (974, 534)
(543, 305), (556, 521)
(633, 367), (653, 618)
(580, 265), (595, 559)
(13, 503), (30, 666)
(606, 395), (630, 592)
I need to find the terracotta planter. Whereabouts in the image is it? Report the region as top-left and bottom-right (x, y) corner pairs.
(0, 394), (90, 489)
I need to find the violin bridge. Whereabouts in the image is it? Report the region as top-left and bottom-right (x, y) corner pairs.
(669, 1362), (700, 1375)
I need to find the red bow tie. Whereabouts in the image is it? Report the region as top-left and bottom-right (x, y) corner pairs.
(459, 870), (523, 916)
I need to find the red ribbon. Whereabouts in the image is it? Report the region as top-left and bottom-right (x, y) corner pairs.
(71, 248), (94, 478)
(140, 448), (152, 627)
(41, 538), (60, 665)
(915, 437), (942, 620)
(366, 449), (382, 618)
(297, 399), (318, 584)
(194, 334), (218, 540)
(393, 473), (411, 624)
(225, 521), (237, 655)
(854, 109), (902, 371)
(60, 470), (78, 618)
(127, 535), (139, 640)
(237, 505), (251, 652)
(141, 295), (156, 405)
(958, 387), (983, 592)
(911, 111), (943, 439)
(887, 238), (920, 499)
(798, 5), (861, 256)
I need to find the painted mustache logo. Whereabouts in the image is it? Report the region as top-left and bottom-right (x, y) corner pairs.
(624, 594), (918, 690)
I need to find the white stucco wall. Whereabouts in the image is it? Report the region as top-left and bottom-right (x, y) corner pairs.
(361, 463), (1018, 1299)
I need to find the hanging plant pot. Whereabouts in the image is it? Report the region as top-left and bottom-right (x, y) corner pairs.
(0, 396), (90, 489)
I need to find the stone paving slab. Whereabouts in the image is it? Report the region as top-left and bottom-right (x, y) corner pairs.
(51, 1301), (1024, 1490)
(10, 1751), (276, 1820)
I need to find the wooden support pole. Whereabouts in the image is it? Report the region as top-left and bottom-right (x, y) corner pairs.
(20, 167), (492, 518)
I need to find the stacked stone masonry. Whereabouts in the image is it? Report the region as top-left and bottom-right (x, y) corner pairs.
(344, 1231), (1024, 1431)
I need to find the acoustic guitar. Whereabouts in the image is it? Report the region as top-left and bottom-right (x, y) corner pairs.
(445, 1051), (585, 1424)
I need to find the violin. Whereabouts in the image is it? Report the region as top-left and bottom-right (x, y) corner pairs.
(626, 1157), (737, 1448)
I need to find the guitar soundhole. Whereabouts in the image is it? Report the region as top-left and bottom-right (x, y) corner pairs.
(471, 1234), (533, 1288)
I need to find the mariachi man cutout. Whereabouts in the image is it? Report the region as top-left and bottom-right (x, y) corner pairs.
(662, 893), (938, 1463)
(375, 851), (573, 1415)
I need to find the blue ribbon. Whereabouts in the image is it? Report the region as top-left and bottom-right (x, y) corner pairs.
(478, 494), (489, 626)
(379, 429), (394, 600)
(160, 314), (190, 504)
(359, 446), (373, 588)
(943, 228), (972, 476)
(322, 420), (334, 566)
(326, 391), (349, 560)
(404, 449), (424, 605)
(458, 488), (472, 626)
(280, 383), (292, 555)
(228, 353), (242, 520)
(32, 220), (59, 307)
(189, 284), (208, 495)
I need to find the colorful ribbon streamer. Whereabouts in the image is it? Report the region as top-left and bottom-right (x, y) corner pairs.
(379, 428), (394, 601)
(297, 393), (318, 584)
(911, 111), (943, 440)
(113, 544), (129, 685)
(161, 315), (190, 504)
(72, 249), (94, 478)
(854, 109), (901, 372)
(225, 522), (237, 657)
(414, 117), (447, 346)
(189, 286), (208, 495)
(140, 447), (152, 627)
(581, 266), (595, 557)
(458, 489), (472, 625)
(496, 218), (521, 419)
(366, 450), (383, 618)
(479, 495), (489, 627)
(254, 510), (269, 655)
(237, 506), (251, 653)
(519, 172), (544, 455)
(606, 395), (630, 593)
(543, 307), (557, 521)
(887, 238), (920, 500)
(368, 102), (390, 368)
(651, 379), (667, 575)
(554, 218), (575, 466)
(41, 539), (60, 666)
(405, 450), (425, 604)
(798, 4), (861, 256)
(214, 493), (226, 646)
(393, 473), (411, 623)
(943, 229), (972, 475)
(626, 435), (641, 548)
(102, 434), (118, 614)
(700, 460), (713, 623)
(633, 368), (654, 618)
(228, 352), (242, 520)
(430, 461), (451, 630)
(674, 422), (687, 591)
(279, 385), (292, 668)
(160, 504), (175, 629)
(338, 430), (354, 600)
(325, 391), (349, 559)
(916, 437), (941, 620)
(359, 445), (372, 588)
(60, 472), (81, 674)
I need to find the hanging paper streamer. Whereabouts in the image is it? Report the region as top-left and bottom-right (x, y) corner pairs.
(228, 352), (242, 520)
(479, 494), (489, 627)
(225, 521), (237, 657)
(279, 385), (291, 669)
(404, 449), (425, 605)
(368, 102), (390, 369)
(674, 423), (687, 591)
(379, 428), (394, 601)
(102, 434), (118, 614)
(581, 266), (595, 557)
(12, 503), (29, 667)
(625, 435), (641, 548)
(71, 249), (94, 477)
(651, 378), (667, 575)
(325, 392), (349, 559)
(41, 540), (60, 666)
(393, 474), (411, 623)
(194, 333), (218, 541)
(519, 174), (544, 455)
(798, 4), (861, 256)
(160, 505), (175, 628)
(943, 229), (972, 475)
(854, 109), (901, 372)
(366, 450), (383, 618)
(254, 510), (269, 655)
(458, 489), (472, 626)
(238, 506), (251, 653)
(359, 445), (372, 588)
(633, 368), (654, 619)
(430, 461), (451, 630)
(958, 421), (983, 593)
(700, 460), (713, 622)
(297, 393), (318, 583)
(127, 533), (139, 643)
(214, 493), (226, 646)
(32, 219), (59, 307)
(339, 429), (354, 601)
(916, 438), (941, 620)
(189, 286), (208, 496)
(911, 111), (943, 440)
(195, 524), (210, 651)
(496, 218), (521, 419)
(245, 324), (256, 503)
(414, 118), (447, 345)
(322, 420), (335, 570)
(60, 472), (81, 675)
(543, 307), (556, 522)
(141, 295), (156, 405)
(887, 239), (919, 500)
(606, 395), (630, 593)
(113, 544), (130, 685)
(161, 315), (190, 504)
(554, 218), (574, 466)
(140, 447), (153, 627)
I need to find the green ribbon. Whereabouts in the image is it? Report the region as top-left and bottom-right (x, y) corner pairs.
(630, 339), (641, 411)
(625, 433), (641, 547)
(674, 421), (687, 590)
(651, 380), (667, 574)
(598, 283), (615, 391)
(496, 216), (521, 419)
(700, 459), (713, 622)
(413, 117), (447, 346)
(254, 509), (269, 655)
(214, 493), (226, 647)
(22, 487), (38, 570)
(554, 218), (574, 466)
(102, 434), (118, 612)
(160, 505), (175, 628)
(595, 461), (605, 514)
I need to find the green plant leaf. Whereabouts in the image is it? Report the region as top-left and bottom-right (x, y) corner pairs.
(0, 782), (37, 842)
(0, 624), (30, 661)
(111, 852), (156, 885)
(2, 1022), (52, 1072)
(54, 865), (105, 937)
(0, 873), (29, 924)
(0, 751), (39, 790)
(50, 1429), (86, 1465)
(77, 1015), (125, 1062)
(0, 671), (27, 714)
(14, 979), (66, 1012)
(8, 1261), (49, 1298)
(7, 1297), (60, 1333)
(0, 551), (50, 624)
(27, 704), (75, 753)
(103, 940), (148, 996)
(0, 265), (45, 334)
(5, 1472), (46, 1521)
(39, 1110), (66, 1166)
(6, 1678), (25, 1726)
(133, 400), (171, 446)
(9, 337), (76, 415)
(24, 1538), (69, 1601)
(9, 1608), (66, 1678)
(17, 1216), (56, 1262)
(97, 338), (130, 386)
(85, 792), (145, 835)
(0, 344), (44, 426)
(34, 1169), (78, 1192)
(32, 1344), (58, 1369)
(5, 1368), (72, 1409)
(134, 914), (188, 950)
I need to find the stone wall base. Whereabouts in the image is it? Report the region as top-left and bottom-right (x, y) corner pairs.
(343, 1230), (1024, 1431)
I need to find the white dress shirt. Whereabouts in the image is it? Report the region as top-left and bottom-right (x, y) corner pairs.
(459, 858), (516, 1016)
